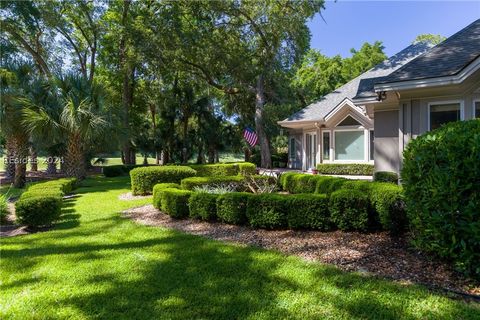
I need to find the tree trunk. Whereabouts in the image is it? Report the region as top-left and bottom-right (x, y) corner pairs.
(207, 145), (215, 164)
(196, 143), (205, 164)
(143, 154), (148, 165)
(214, 150), (219, 163)
(13, 135), (29, 188)
(5, 137), (15, 180)
(255, 74), (272, 168)
(160, 149), (169, 165)
(65, 133), (86, 180)
(244, 147), (251, 162)
(30, 146), (38, 172)
(46, 156), (57, 174)
(182, 117), (189, 164)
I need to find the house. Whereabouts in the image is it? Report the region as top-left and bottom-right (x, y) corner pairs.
(279, 19), (480, 173)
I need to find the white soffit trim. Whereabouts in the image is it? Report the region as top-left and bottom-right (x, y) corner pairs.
(374, 56), (480, 92)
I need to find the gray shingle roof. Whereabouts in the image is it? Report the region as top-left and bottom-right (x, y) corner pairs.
(281, 42), (433, 123)
(379, 19), (480, 84)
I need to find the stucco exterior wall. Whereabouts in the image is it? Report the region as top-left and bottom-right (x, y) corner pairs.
(374, 110), (400, 173)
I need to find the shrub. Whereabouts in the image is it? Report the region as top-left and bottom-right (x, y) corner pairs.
(152, 183), (181, 209)
(289, 174), (318, 194)
(160, 188), (192, 218)
(181, 176), (244, 190)
(189, 163), (238, 177)
(286, 194), (331, 230)
(0, 195), (9, 223)
(246, 194), (288, 229)
(279, 172), (297, 191)
(188, 192), (219, 220)
(402, 120), (480, 278)
(314, 176), (348, 194)
(15, 196), (62, 227)
(329, 189), (370, 231)
(28, 178), (77, 195)
(369, 183), (406, 234)
(130, 166), (196, 195)
(316, 163), (374, 175)
(216, 192), (253, 225)
(374, 171), (399, 184)
(238, 162), (256, 176)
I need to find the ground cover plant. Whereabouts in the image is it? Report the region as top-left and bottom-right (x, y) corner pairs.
(1, 176), (479, 319)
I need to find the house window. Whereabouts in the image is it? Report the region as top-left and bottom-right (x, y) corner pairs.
(289, 138), (296, 159)
(337, 115), (362, 126)
(334, 131), (365, 161)
(322, 132), (330, 161)
(369, 130), (374, 161)
(475, 101), (480, 118)
(429, 102), (461, 130)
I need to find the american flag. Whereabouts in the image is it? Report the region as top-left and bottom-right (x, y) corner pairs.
(243, 127), (258, 146)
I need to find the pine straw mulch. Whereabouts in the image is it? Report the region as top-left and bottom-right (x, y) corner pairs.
(123, 204), (479, 298)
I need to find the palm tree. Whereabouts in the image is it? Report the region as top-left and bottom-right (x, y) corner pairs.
(0, 63), (33, 188)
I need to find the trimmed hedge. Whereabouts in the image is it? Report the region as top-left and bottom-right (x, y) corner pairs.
(402, 119), (480, 278)
(316, 163), (374, 175)
(369, 183), (406, 234)
(0, 195), (8, 223)
(374, 171), (399, 184)
(130, 166), (196, 195)
(181, 176), (244, 190)
(160, 188), (193, 218)
(188, 162), (256, 177)
(314, 176), (348, 194)
(152, 183), (181, 209)
(279, 172), (297, 191)
(246, 194), (288, 229)
(289, 174), (318, 194)
(329, 189), (370, 231)
(103, 164), (143, 177)
(188, 192), (219, 220)
(216, 192), (253, 225)
(15, 178), (77, 227)
(285, 194), (331, 230)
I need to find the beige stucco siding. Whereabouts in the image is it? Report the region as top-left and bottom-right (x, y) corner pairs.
(374, 110), (400, 173)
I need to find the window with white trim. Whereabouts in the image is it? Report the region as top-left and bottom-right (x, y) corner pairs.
(429, 102), (461, 130)
(289, 138), (296, 159)
(334, 131), (365, 161)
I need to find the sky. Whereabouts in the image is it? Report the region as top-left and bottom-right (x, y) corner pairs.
(308, 1), (480, 57)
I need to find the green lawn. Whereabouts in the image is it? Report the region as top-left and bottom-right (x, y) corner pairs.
(0, 176), (478, 319)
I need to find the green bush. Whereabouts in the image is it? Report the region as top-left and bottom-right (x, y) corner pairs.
(188, 162), (256, 177)
(216, 192), (253, 225)
(238, 162), (256, 176)
(373, 171), (399, 184)
(0, 195), (9, 223)
(246, 194), (288, 229)
(369, 183), (406, 234)
(160, 188), (192, 218)
(180, 176), (244, 190)
(152, 183), (181, 209)
(329, 189), (370, 231)
(15, 196), (62, 227)
(314, 176), (348, 194)
(402, 119), (480, 278)
(28, 178), (77, 194)
(130, 166), (196, 195)
(279, 172), (297, 191)
(188, 192), (219, 220)
(286, 194), (331, 230)
(289, 174), (318, 194)
(316, 163), (374, 175)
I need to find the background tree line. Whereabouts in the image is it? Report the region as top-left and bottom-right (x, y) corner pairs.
(1, 0), (392, 187)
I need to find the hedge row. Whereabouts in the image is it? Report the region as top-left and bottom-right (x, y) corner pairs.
(130, 166), (197, 195)
(280, 173), (406, 233)
(316, 163), (374, 175)
(187, 162), (256, 177)
(0, 195), (8, 223)
(15, 178), (77, 227)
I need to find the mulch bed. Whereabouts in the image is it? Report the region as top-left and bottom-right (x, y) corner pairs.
(124, 204), (479, 298)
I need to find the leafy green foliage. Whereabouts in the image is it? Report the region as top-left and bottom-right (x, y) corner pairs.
(216, 192), (253, 225)
(369, 183), (406, 234)
(160, 188), (192, 218)
(316, 164), (374, 175)
(152, 183), (181, 209)
(413, 34), (446, 45)
(0, 195), (9, 223)
(246, 194), (288, 229)
(285, 194), (331, 230)
(402, 120), (480, 278)
(181, 176), (244, 191)
(188, 192), (219, 221)
(373, 171), (399, 184)
(329, 189), (370, 232)
(130, 166), (196, 195)
(103, 165), (143, 177)
(314, 176), (348, 194)
(188, 162), (256, 177)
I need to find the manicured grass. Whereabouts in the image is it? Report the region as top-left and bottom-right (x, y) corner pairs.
(0, 176), (478, 319)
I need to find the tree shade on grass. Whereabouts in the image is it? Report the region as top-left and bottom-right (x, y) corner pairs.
(0, 176), (478, 319)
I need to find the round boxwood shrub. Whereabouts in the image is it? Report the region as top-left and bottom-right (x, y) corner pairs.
(286, 194), (332, 230)
(216, 192), (253, 225)
(188, 192), (219, 220)
(15, 196), (62, 227)
(329, 189), (370, 231)
(160, 188), (193, 218)
(373, 171), (399, 184)
(402, 119), (480, 278)
(130, 166), (196, 195)
(152, 183), (181, 209)
(246, 194), (288, 229)
(314, 176), (347, 194)
(369, 182), (406, 234)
